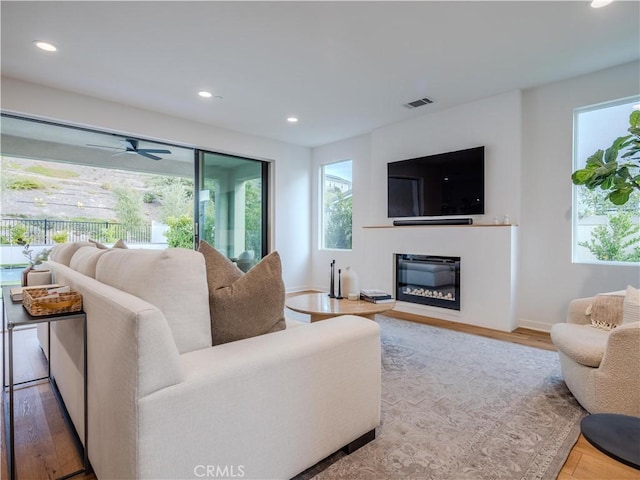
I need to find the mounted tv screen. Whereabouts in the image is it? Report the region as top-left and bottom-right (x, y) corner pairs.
(387, 146), (485, 218)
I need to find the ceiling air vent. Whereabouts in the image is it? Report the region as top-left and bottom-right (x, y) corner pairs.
(403, 97), (435, 109)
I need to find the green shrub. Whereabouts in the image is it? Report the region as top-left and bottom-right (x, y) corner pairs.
(10, 223), (32, 245)
(579, 211), (640, 262)
(52, 231), (69, 243)
(164, 214), (193, 249)
(143, 192), (157, 204)
(7, 177), (47, 190)
(98, 225), (121, 243)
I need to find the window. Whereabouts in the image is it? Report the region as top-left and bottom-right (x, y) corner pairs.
(321, 160), (352, 250)
(198, 152), (268, 270)
(573, 97), (640, 264)
(0, 114), (195, 254)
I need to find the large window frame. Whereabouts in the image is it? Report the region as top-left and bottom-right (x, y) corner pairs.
(1, 113), (270, 262)
(195, 151), (269, 266)
(572, 96), (640, 265)
(320, 159), (353, 251)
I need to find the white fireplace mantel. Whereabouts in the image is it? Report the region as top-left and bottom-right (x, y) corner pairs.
(361, 224), (518, 332)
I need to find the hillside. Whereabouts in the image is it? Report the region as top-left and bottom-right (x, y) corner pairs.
(1, 156), (186, 223)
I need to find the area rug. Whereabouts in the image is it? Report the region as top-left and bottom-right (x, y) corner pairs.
(297, 315), (586, 480)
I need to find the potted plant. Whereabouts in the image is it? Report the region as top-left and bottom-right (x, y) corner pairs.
(572, 110), (640, 205)
(21, 244), (51, 286)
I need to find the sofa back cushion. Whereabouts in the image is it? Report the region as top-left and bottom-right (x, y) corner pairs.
(70, 246), (112, 278)
(95, 248), (212, 353)
(50, 241), (96, 266)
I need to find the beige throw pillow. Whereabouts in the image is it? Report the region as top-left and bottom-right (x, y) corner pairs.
(590, 292), (625, 330)
(89, 239), (109, 249)
(199, 241), (286, 346)
(112, 239), (128, 249)
(89, 238), (128, 249)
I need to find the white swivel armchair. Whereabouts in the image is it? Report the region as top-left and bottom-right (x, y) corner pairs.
(550, 289), (640, 416)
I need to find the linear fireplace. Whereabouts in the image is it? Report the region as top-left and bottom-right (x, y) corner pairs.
(395, 254), (461, 311)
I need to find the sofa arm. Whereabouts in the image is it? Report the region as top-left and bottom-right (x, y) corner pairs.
(137, 315), (381, 480)
(567, 297), (594, 325)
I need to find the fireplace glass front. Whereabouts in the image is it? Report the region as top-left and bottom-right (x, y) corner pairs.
(395, 254), (461, 311)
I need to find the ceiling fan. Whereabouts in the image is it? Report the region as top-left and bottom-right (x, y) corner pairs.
(87, 138), (171, 160)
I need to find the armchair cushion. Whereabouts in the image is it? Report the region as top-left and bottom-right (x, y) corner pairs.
(550, 323), (609, 367)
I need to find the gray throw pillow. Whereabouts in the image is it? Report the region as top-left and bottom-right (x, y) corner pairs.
(199, 241), (286, 345)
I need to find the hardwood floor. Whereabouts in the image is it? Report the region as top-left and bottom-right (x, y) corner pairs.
(2, 312), (638, 479)
(1, 327), (96, 480)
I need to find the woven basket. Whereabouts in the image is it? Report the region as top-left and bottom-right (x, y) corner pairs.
(23, 288), (82, 316)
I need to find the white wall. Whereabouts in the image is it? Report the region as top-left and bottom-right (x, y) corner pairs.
(368, 90), (522, 227)
(518, 61), (640, 330)
(311, 91), (523, 331)
(5, 61), (638, 326)
(311, 63), (639, 331)
(1, 77), (312, 291)
(310, 134), (370, 291)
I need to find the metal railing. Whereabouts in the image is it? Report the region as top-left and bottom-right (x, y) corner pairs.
(0, 218), (151, 245)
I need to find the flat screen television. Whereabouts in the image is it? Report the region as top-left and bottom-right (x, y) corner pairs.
(387, 146), (485, 218)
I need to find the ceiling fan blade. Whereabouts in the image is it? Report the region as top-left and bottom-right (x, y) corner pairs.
(86, 143), (124, 151)
(138, 149), (172, 155)
(122, 139), (136, 151)
(137, 151), (162, 161)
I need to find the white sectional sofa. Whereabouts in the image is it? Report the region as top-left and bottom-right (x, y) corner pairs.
(39, 242), (381, 479)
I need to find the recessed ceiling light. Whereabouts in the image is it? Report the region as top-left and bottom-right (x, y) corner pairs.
(287, 117), (299, 123)
(590, 0), (613, 8)
(198, 91), (213, 98)
(33, 40), (57, 52)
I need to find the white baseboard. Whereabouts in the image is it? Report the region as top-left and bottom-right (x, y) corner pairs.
(518, 318), (553, 333)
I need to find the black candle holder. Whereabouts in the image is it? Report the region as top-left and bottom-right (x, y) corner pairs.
(336, 269), (343, 299)
(328, 260), (336, 298)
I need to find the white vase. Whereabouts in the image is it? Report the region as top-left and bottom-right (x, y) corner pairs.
(27, 268), (52, 286)
(342, 267), (359, 297)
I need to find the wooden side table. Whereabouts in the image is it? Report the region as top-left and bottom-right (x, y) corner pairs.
(286, 292), (395, 322)
(2, 287), (89, 480)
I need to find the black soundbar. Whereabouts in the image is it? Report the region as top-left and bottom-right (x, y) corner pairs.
(393, 218), (473, 226)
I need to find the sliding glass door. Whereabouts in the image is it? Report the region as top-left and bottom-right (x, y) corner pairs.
(196, 152), (268, 270)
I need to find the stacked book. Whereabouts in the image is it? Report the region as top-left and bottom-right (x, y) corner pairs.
(360, 289), (394, 304)
(9, 284), (61, 303)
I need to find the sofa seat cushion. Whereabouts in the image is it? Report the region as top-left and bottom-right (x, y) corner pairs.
(69, 246), (112, 278)
(199, 241), (286, 346)
(95, 248), (212, 354)
(550, 323), (609, 367)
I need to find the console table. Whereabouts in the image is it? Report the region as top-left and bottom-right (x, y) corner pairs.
(2, 287), (89, 480)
